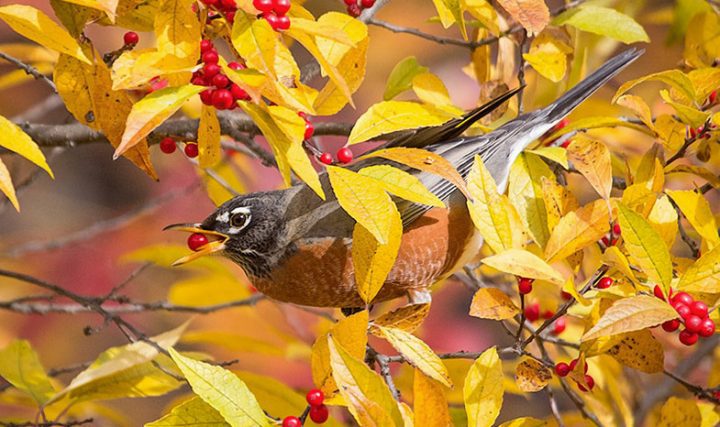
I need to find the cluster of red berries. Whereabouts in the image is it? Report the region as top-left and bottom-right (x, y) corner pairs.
(200, 0), (238, 24)
(282, 389), (329, 426)
(654, 285), (715, 346)
(317, 147), (353, 165)
(187, 232), (209, 251)
(555, 358), (595, 392)
(343, 0), (375, 17)
(159, 137), (199, 158)
(688, 122), (717, 140)
(524, 303), (566, 335)
(601, 223), (621, 247)
(123, 31), (139, 47)
(298, 112), (314, 140)
(517, 277), (534, 295)
(253, 0), (291, 31)
(192, 40), (251, 110)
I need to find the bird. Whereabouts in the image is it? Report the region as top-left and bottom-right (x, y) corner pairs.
(166, 49), (643, 309)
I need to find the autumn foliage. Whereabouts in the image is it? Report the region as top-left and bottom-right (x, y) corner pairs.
(1, 0), (720, 426)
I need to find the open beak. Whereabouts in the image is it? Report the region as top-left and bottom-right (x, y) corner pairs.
(163, 223), (229, 266)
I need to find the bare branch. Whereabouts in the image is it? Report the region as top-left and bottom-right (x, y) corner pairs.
(0, 52), (56, 92)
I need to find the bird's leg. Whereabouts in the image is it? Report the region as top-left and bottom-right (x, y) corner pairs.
(407, 289), (432, 305)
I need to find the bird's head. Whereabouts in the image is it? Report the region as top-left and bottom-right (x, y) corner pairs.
(165, 191), (286, 274)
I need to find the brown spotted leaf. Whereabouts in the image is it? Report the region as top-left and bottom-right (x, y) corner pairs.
(606, 330), (664, 374)
(469, 288), (519, 321)
(374, 304), (430, 333)
(496, 0), (550, 35)
(514, 358), (551, 392)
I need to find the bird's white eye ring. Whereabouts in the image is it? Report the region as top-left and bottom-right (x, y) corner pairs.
(230, 212), (251, 229)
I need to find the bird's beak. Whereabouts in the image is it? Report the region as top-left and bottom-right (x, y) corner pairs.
(163, 223), (229, 266)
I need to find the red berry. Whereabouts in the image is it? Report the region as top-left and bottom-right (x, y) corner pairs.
(276, 14), (290, 30)
(123, 31), (139, 45)
(263, 12), (280, 30)
(200, 39), (213, 53)
(674, 303), (691, 319)
(202, 50), (219, 64)
(553, 118), (570, 131)
(212, 73), (229, 88)
(662, 319), (680, 332)
(337, 147), (353, 164)
(149, 77), (168, 92)
(698, 318), (715, 337)
(309, 404), (329, 424)
(184, 143), (199, 158)
(347, 4), (361, 16)
(230, 84), (250, 101)
(304, 120), (315, 140)
(212, 89), (235, 110)
(306, 389), (324, 406)
(679, 329), (698, 346)
(542, 309), (554, 319)
(689, 127), (698, 138)
(569, 358), (588, 373)
(672, 292), (694, 307)
(228, 61), (245, 71)
(612, 223), (621, 235)
(203, 63), (221, 78)
(578, 375), (595, 392)
(690, 301), (708, 318)
(319, 152), (333, 165)
(518, 277), (533, 295)
(253, 0), (274, 12)
(225, 10), (235, 23)
(524, 302), (540, 322)
(273, 0), (291, 15)
(361, 0), (375, 7)
(709, 90), (718, 105)
(560, 139), (571, 149)
(552, 316), (567, 335)
(344, 0), (356, 4)
(596, 277), (613, 289)
(282, 416), (301, 427)
(191, 75), (207, 86)
(685, 314), (703, 333)
(159, 137), (176, 154)
(653, 285), (665, 300)
(561, 290), (573, 301)
(200, 88), (215, 105)
(187, 232), (208, 251)
(601, 236), (611, 246)
(555, 362), (570, 377)
(220, 0), (236, 10)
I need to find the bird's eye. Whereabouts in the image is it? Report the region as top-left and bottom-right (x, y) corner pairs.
(230, 212), (250, 228)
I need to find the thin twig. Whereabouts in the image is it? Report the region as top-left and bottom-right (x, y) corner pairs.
(0, 52), (56, 92)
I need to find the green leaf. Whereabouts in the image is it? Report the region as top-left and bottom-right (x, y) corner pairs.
(384, 56), (428, 101)
(582, 295), (679, 341)
(348, 101), (453, 145)
(617, 203), (673, 294)
(554, 5), (649, 44)
(464, 347), (503, 427)
(0, 340), (56, 405)
(168, 348), (269, 427)
(145, 397), (227, 426)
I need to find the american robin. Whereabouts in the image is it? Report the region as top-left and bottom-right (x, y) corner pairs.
(166, 49), (642, 309)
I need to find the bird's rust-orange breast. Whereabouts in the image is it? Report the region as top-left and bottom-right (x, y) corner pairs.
(250, 193), (477, 307)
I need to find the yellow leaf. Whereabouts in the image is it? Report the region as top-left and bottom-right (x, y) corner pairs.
(655, 115), (687, 158)
(469, 288), (519, 321)
(665, 164), (720, 189)
(613, 69), (695, 104)
(554, 5), (649, 44)
(684, 11), (720, 68)
(327, 165), (395, 244)
(0, 5), (91, 63)
(146, 396), (225, 426)
(0, 340), (56, 405)
(660, 89), (709, 127)
(657, 397), (701, 427)
(348, 101), (454, 145)
(197, 105), (221, 168)
(581, 295), (678, 341)
(221, 64), (266, 102)
(117, 84), (204, 158)
(168, 275), (250, 307)
(111, 0), (159, 31)
(364, 147), (469, 199)
(497, 0), (549, 34)
(544, 116), (651, 142)
(437, 0), (467, 39)
(497, 417), (546, 427)
(567, 135), (612, 200)
(616, 94), (655, 130)
(353, 204), (402, 303)
(527, 146), (568, 169)
(111, 49), (195, 90)
(328, 337), (404, 427)
(514, 358), (551, 392)
(602, 246), (638, 284)
(508, 153), (553, 247)
(648, 194), (678, 249)
(412, 72), (453, 107)
(606, 330), (664, 374)
(239, 102), (323, 198)
(666, 190), (720, 250)
(431, 0), (456, 29)
(60, 0), (118, 22)
(168, 348), (269, 427)
(384, 56), (428, 100)
(463, 346), (503, 427)
(375, 326), (452, 387)
(312, 311), (368, 396)
(0, 115), (53, 178)
(677, 244), (720, 293)
(466, 155), (516, 253)
(290, 17), (355, 46)
(545, 199), (610, 263)
(358, 165), (444, 207)
(0, 158), (18, 211)
(413, 369), (452, 427)
(374, 304), (431, 333)
(154, 0), (200, 64)
(617, 203), (673, 292)
(540, 176), (575, 234)
(522, 28), (571, 82)
(482, 249), (564, 285)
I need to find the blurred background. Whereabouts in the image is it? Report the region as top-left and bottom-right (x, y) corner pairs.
(0, 0), (707, 424)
